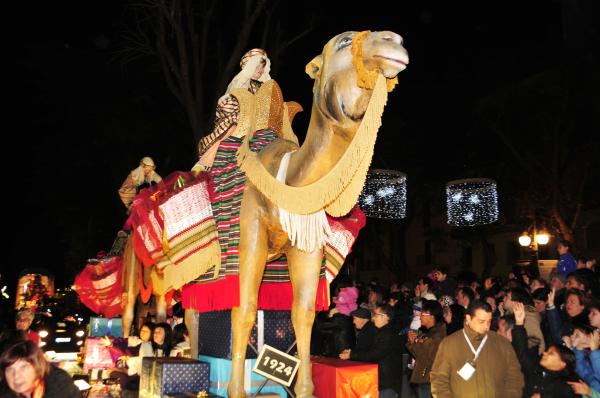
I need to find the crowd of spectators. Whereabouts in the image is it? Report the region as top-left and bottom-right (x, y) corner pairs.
(312, 240), (600, 398)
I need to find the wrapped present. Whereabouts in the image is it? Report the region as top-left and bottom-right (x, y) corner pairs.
(199, 355), (286, 397)
(83, 337), (115, 371)
(311, 356), (378, 398)
(89, 317), (123, 337)
(140, 358), (210, 398)
(198, 310), (295, 359)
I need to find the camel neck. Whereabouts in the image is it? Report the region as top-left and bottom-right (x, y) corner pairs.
(286, 105), (356, 186)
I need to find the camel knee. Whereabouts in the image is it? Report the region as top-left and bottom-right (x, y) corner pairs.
(232, 304), (258, 329)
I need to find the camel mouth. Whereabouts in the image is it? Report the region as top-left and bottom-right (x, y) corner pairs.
(374, 54), (409, 66)
(373, 53), (409, 78)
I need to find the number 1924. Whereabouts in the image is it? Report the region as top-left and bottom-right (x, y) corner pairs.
(262, 356), (293, 376)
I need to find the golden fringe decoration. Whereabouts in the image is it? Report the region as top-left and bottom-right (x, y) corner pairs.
(352, 30), (398, 92)
(276, 151), (331, 252)
(237, 74), (389, 216)
(151, 241), (221, 294)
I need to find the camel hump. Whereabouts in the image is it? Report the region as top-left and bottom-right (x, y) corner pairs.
(231, 80), (301, 145)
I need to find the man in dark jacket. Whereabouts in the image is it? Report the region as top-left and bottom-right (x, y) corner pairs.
(341, 304), (402, 397)
(350, 307), (376, 352)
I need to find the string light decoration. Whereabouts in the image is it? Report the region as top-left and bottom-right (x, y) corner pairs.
(446, 178), (499, 226)
(358, 169), (407, 219)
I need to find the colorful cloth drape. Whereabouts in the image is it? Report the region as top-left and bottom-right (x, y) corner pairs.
(74, 257), (123, 318)
(182, 131), (365, 312)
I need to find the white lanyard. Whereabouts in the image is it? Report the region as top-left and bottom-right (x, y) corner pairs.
(463, 329), (488, 362)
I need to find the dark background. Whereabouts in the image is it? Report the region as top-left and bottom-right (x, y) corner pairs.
(5, 1), (599, 292)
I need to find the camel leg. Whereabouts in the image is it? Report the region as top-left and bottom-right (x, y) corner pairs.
(155, 294), (167, 323)
(122, 239), (139, 338)
(185, 308), (200, 359)
(286, 246), (323, 398)
(229, 199), (268, 398)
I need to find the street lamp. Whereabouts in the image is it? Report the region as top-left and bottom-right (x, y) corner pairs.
(518, 226), (550, 277)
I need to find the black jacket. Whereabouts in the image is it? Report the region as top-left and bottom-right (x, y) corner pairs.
(1, 365), (81, 398)
(512, 325), (577, 398)
(315, 313), (356, 357)
(354, 321), (376, 352)
(350, 323), (402, 392)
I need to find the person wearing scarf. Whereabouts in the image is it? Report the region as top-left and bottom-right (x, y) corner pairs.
(193, 48), (272, 172)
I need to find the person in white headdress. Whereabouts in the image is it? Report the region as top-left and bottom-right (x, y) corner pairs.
(192, 48), (271, 173)
(118, 156), (162, 210)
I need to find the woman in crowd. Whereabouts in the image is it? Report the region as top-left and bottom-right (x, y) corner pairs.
(141, 322), (173, 358)
(547, 288), (590, 344)
(0, 340), (81, 398)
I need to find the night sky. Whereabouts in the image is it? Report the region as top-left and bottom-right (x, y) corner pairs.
(6, 1), (599, 291)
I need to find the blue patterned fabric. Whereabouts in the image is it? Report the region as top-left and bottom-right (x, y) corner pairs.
(140, 358), (210, 397)
(198, 310), (296, 359)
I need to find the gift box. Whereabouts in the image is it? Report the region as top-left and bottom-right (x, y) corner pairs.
(199, 355), (287, 397)
(198, 310), (295, 359)
(164, 394), (223, 398)
(89, 317), (123, 337)
(311, 356), (378, 398)
(140, 358), (210, 398)
(82, 337), (115, 371)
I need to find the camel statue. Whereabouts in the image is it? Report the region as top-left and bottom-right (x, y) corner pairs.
(117, 30), (407, 397)
(225, 30), (408, 397)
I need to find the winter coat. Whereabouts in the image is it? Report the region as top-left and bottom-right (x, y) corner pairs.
(574, 348), (600, 393)
(354, 321), (376, 352)
(512, 324), (577, 398)
(315, 313), (356, 357)
(523, 305), (546, 355)
(430, 324), (524, 398)
(350, 323), (403, 392)
(406, 322), (446, 384)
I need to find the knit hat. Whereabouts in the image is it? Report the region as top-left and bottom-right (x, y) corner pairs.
(351, 308), (371, 320)
(333, 287), (359, 317)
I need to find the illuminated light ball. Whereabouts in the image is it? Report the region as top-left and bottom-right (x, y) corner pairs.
(358, 169), (407, 219)
(446, 178), (499, 226)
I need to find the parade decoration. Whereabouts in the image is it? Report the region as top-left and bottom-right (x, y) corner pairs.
(446, 178), (499, 226)
(358, 169), (407, 219)
(114, 30), (407, 398)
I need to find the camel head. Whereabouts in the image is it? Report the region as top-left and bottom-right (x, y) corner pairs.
(305, 31), (408, 128)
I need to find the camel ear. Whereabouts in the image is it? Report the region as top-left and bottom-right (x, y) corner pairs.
(305, 55), (323, 80)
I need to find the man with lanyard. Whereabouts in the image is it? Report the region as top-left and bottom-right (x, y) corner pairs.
(430, 300), (524, 397)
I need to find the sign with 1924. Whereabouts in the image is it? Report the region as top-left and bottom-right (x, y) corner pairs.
(253, 344), (300, 387)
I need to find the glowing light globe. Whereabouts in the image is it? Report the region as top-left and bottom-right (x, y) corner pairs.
(358, 169), (407, 219)
(446, 178), (498, 226)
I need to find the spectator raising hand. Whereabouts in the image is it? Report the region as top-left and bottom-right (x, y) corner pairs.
(547, 287), (556, 309)
(513, 302), (526, 326)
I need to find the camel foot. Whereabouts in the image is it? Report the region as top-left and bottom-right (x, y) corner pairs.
(227, 382), (246, 398)
(294, 380), (315, 398)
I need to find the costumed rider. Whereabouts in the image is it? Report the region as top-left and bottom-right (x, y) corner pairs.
(192, 48), (271, 173)
(118, 156), (162, 212)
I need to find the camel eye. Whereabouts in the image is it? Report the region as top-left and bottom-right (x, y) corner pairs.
(337, 36), (353, 50)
